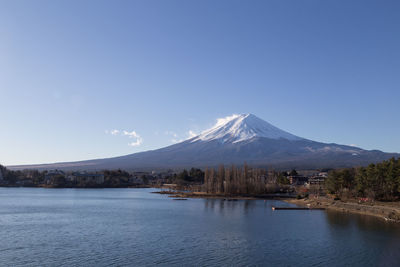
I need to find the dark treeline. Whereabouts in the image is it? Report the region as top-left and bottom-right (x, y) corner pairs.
(326, 157), (400, 201)
(103, 169), (133, 187)
(203, 163), (289, 195)
(174, 168), (204, 184)
(0, 164), (36, 184)
(0, 164), (155, 188)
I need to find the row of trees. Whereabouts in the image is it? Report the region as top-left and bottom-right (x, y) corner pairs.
(203, 164), (288, 195)
(326, 158), (400, 201)
(174, 168), (204, 184)
(0, 165), (41, 184)
(0, 164), (152, 188)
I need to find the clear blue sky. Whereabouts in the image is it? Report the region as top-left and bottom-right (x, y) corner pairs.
(1, 0), (399, 165)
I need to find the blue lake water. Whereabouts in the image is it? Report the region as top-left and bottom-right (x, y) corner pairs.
(1, 188), (400, 266)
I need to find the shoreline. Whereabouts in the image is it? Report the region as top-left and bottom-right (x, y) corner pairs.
(283, 197), (400, 223)
(153, 190), (400, 223)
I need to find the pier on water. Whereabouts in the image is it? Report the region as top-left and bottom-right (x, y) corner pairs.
(272, 206), (325, 211)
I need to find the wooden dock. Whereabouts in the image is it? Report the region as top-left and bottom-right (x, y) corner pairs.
(272, 206), (325, 210)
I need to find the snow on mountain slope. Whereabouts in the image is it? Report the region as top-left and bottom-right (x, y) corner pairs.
(190, 114), (303, 143)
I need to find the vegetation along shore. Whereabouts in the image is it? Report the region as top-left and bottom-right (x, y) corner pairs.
(2, 157), (400, 222)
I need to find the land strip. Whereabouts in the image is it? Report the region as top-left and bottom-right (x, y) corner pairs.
(284, 197), (400, 223)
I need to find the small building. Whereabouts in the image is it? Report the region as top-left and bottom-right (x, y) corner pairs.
(288, 175), (309, 185)
(318, 172), (328, 178)
(44, 170), (65, 185)
(308, 175), (326, 185)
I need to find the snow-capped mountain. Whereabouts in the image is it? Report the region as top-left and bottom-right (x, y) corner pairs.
(9, 114), (399, 171)
(191, 114), (303, 143)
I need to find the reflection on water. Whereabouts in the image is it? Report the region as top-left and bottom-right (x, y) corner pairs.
(325, 210), (400, 266)
(326, 209), (400, 233)
(1, 188), (400, 266)
(203, 199), (256, 214)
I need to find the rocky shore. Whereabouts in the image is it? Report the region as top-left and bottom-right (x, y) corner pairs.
(284, 197), (400, 223)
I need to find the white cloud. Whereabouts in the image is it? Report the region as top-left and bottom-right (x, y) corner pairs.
(128, 138), (143, 147)
(123, 130), (143, 147)
(106, 129), (143, 147)
(111, 129), (120, 135)
(188, 130), (197, 139)
(123, 130), (139, 138)
(215, 114), (240, 128)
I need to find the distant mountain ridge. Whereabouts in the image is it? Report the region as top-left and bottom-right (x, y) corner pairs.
(8, 114), (399, 171)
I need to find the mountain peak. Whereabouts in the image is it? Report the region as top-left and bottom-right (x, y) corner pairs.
(191, 113), (303, 144)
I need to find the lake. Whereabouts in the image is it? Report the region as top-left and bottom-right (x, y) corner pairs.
(1, 188), (400, 266)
